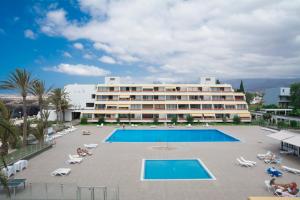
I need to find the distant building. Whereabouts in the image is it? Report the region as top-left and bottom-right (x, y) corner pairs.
(278, 87), (290, 108)
(59, 76), (251, 122)
(250, 96), (263, 105)
(263, 87), (291, 108)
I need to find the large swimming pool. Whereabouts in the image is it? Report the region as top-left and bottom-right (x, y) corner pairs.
(105, 129), (239, 143)
(142, 159), (215, 180)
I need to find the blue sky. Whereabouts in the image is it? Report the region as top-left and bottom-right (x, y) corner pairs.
(0, 0), (300, 90)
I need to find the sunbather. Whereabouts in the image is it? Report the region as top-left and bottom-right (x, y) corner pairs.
(270, 178), (298, 196)
(81, 148), (92, 156)
(77, 148), (87, 157)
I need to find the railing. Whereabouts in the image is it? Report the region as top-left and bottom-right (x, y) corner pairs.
(0, 142), (54, 168)
(0, 183), (119, 200)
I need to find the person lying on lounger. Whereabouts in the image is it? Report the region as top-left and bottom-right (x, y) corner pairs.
(80, 148), (92, 156)
(270, 178), (298, 196)
(77, 148), (86, 156)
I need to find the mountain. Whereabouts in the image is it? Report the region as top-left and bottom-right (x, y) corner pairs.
(223, 78), (300, 92)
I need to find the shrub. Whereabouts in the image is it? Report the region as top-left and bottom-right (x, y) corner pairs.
(277, 121), (288, 129)
(222, 116), (227, 123)
(80, 117), (88, 124)
(186, 114), (194, 124)
(98, 116), (105, 124)
(116, 117), (120, 124)
(233, 115), (241, 124)
(290, 120), (298, 128)
(171, 115), (178, 124)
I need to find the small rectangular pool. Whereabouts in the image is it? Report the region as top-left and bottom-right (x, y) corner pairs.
(142, 159), (215, 180)
(105, 129), (239, 143)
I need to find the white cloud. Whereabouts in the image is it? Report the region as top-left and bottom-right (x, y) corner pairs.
(98, 55), (117, 64)
(24, 29), (37, 39)
(73, 42), (84, 50)
(44, 63), (110, 76)
(83, 53), (93, 59)
(63, 51), (72, 58)
(40, 0), (300, 79)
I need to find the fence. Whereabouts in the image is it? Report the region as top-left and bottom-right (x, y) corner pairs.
(0, 183), (119, 200)
(0, 142), (53, 168)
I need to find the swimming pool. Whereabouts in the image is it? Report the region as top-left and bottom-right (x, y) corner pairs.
(105, 129), (239, 143)
(142, 159), (215, 180)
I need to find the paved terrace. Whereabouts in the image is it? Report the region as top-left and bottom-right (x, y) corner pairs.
(11, 125), (300, 199)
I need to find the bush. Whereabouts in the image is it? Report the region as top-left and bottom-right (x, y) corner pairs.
(186, 114), (194, 124)
(222, 116), (227, 123)
(98, 117), (105, 124)
(80, 117), (88, 124)
(277, 121), (288, 129)
(171, 116), (178, 124)
(116, 117), (120, 124)
(233, 115), (241, 124)
(290, 120), (298, 128)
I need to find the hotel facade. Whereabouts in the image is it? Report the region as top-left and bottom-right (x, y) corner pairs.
(65, 77), (251, 123)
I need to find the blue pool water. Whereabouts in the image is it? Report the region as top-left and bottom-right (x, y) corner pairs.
(143, 159), (214, 180)
(105, 129), (239, 143)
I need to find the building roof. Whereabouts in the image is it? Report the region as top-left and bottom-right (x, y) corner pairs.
(283, 136), (300, 147)
(267, 130), (296, 141)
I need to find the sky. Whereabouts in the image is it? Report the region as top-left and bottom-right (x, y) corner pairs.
(0, 0), (300, 88)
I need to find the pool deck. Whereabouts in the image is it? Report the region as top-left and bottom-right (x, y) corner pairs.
(12, 125), (300, 199)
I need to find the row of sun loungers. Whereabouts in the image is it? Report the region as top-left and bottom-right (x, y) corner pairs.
(48, 126), (77, 140)
(52, 143), (98, 176)
(1, 160), (28, 177)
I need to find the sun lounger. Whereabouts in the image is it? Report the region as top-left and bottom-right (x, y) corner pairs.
(186, 124), (192, 128)
(67, 155), (83, 164)
(281, 166), (300, 174)
(84, 144), (98, 148)
(13, 160), (28, 171)
(150, 125), (157, 128)
(257, 151), (272, 160)
(1, 165), (17, 177)
(51, 168), (71, 176)
(264, 157), (282, 164)
(236, 158), (254, 167)
(82, 130), (91, 135)
(240, 157), (256, 165)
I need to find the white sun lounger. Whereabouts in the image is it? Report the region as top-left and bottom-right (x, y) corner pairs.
(1, 165), (17, 177)
(280, 149), (294, 154)
(52, 168), (71, 176)
(84, 144), (98, 148)
(240, 157), (256, 165)
(67, 155), (83, 164)
(257, 151), (272, 159)
(13, 160), (28, 171)
(282, 166), (300, 174)
(236, 158), (254, 167)
(150, 125), (157, 128)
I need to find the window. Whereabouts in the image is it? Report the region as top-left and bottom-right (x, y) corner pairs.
(91, 94), (96, 99)
(86, 103), (95, 107)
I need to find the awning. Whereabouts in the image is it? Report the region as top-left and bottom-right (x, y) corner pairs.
(119, 95), (130, 98)
(118, 105), (130, 108)
(203, 113), (215, 117)
(267, 130), (295, 141)
(191, 114), (203, 117)
(239, 113), (250, 117)
(283, 136), (300, 147)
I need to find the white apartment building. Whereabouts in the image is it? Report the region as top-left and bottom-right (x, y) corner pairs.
(65, 77), (251, 123)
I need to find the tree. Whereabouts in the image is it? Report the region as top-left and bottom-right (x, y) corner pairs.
(290, 82), (300, 109)
(171, 115), (178, 124)
(238, 80), (245, 93)
(245, 92), (255, 105)
(216, 79), (221, 84)
(186, 114), (194, 124)
(0, 68), (34, 146)
(61, 98), (71, 122)
(0, 101), (19, 155)
(98, 116), (105, 124)
(233, 115), (241, 124)
(49, 88), (68, 123)
(80, 117), (88, 124)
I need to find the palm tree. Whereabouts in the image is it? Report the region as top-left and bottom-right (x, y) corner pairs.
(0, 68), (34, 146)
(61, 99), (71, 122)
(30, 79), (52, 120)
(49, 88), (67, 123)
(0, 101), (19, 155)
